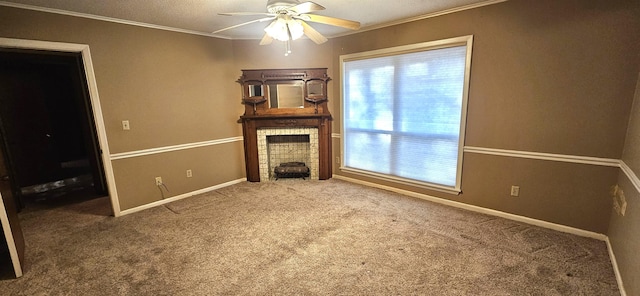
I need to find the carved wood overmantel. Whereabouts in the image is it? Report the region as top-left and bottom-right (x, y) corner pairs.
(237, 68), (332, 182)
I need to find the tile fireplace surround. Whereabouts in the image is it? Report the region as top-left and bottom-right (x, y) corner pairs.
(257, 127), (319, 181)
(239, 113), (332, 182)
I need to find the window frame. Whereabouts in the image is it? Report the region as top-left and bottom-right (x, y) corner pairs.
(339, 35), (473, 194)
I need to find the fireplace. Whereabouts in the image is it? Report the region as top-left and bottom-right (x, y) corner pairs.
(237, 68), (332, 182)
(240, 114), (331, 182)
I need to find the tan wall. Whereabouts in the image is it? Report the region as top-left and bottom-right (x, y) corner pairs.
(0, 7), (245, 210)
(112, 142), (245, 210)
(331, 0), (640, 233)
(3, 1), (639, 291)
(232, 39), (333, 70)
(609, 174), (640, 295)
(231, 38), (335, 112)
(0, 0), (640, 295)
(609, 74), (640, 295)
(1, 1), (638, 234)
(622, 78), (640, 173)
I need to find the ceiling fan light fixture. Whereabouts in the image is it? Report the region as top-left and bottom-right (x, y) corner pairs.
(216, 0), (360, 54)
(264, 18), (304, 42)
(288, 20), (304, 40)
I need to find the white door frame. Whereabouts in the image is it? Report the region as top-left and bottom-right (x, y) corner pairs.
(0, 192), (22, 277)
(0, 37), (121, 216)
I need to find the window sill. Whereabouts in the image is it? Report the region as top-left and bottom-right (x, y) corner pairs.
(338, 167), (461, 195)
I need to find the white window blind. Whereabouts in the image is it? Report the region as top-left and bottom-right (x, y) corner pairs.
(341, 36), (472, 192)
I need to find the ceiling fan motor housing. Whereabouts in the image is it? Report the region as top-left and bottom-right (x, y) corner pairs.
(266, 0), (301, 13)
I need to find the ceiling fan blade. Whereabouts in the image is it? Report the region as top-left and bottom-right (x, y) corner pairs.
(303, 14), (360, 30)
(300, 21), (328, 44)
(259, 33), (273, 45)
(290, 1), (325, 14)
(218, 12), (273, 16)
(212, 17), (275, 34)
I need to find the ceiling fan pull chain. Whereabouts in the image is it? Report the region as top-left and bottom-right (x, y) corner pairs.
(285, 39), (292, 56)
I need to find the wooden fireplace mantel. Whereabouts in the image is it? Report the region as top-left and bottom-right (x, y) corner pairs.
(237, 68), (333, 182)
(239, 113), (332, 182)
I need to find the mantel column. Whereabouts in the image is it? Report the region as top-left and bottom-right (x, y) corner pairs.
(241, 119), (260, 182)
(318, 118), (332, 180)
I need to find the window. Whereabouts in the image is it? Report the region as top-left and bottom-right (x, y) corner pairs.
(340, 36), (472, 193)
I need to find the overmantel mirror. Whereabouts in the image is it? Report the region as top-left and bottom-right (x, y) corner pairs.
(237, 68), (330, 115)
(266, 80), (304, 109)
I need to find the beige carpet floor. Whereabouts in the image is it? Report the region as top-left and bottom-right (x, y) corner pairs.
(0, 179), (619, 295)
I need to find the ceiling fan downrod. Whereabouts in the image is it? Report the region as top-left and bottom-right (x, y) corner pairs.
(266, 0), (300, 14)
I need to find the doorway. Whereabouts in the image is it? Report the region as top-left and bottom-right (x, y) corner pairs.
(0, 48), (107, 210)
(0, 38), (119, 278)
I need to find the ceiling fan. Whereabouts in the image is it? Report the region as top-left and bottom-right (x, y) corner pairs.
(213, 0), (360, 54)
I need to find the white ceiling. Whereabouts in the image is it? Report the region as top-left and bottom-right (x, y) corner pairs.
(0, 0), (504, 39)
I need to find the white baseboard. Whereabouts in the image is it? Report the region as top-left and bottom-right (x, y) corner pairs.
(117, 174), (627, 294)
(119, 178), (246, 216)
(332, 174), (606, 240)
(332, 174), (630, 293)
(605, 238), (627, 296)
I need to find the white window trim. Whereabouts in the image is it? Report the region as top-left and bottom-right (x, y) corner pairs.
(339, 35), (474, 195)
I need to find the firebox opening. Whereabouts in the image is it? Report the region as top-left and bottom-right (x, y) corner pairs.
(257, 127), (320, 182)
(267, 134), (310, 180)
(274, 162), (310, 180)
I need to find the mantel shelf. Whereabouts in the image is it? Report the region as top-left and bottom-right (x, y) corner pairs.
(242, 97), (267, 105)
(239, 113), (332, 120)
(304, 97), (328, 104)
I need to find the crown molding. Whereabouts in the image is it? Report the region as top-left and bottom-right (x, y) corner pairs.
(0, 1), (227, 38)
(328, 0), (509, 38)
(0, 0), (508, 40)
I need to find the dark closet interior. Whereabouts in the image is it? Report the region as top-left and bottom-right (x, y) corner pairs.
(0, 49), (107, 209)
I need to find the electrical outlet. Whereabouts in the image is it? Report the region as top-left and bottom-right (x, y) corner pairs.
(155, 176), (162, 186)
(612, 185), (627, 216)
(186, 169), (192, 178)
(510, 185), (520, 197)
(336, 157), (340, 164)
(122, 120), (130, 130)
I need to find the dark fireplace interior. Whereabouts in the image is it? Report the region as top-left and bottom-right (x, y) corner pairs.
(267, 134), (310, 144)
(274, 162), (310, 180)
(267, 134), (310, 180)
